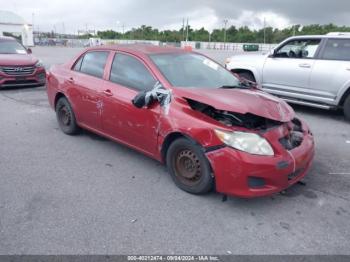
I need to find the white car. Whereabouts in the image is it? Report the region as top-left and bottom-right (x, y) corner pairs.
(225, 33), (350, 120)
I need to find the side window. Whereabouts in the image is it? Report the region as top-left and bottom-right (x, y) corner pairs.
(73, 56), (83, 71)
(110, 53), (156, 91)
(79, 51), (109, 78)
(275, 39), (321, 59)
(321, 39), (350, 61)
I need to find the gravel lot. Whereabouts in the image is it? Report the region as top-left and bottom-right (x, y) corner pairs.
(0, 47), (349, 255)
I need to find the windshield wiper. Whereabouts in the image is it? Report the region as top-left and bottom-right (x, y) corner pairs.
(220, 80), (257, 89)
(220, 83), (250, 89)
(220, 85), (239, 89)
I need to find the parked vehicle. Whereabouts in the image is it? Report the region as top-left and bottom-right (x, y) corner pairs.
(225, 33), (350, 120)
(0, 36), (46, 88)
(47, 44), (314, 198)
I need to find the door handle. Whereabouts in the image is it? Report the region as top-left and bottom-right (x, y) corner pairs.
(102, 89), (113, 97)
(67, 77), (74, 83)
(299, 63), (311, 68)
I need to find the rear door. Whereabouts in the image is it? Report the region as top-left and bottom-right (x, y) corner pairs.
(101, 52), (161, 156)
(262, 38), (321, 98)
(68, 50), (110, 130)
(309, 38), (350, 105)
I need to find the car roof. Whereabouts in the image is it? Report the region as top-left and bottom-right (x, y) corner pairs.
(88, 44), (188, 56)
(288, 34), (350, 40)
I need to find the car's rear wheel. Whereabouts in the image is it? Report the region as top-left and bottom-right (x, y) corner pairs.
(166, 138), (214, 194)
(344, 94), (350, 122)
(56, 97), (80, 135)
(238, 71), (255, 82)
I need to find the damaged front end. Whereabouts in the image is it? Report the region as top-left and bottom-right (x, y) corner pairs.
(185, 97), (315, 198)
(279, 118), (304, 150)
(186, 98), (283, 131)
(185, 97), (308, 154)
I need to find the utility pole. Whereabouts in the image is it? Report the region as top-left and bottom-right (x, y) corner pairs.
(263, 17), (266, 44)
(185, 18), (189, 43)
(223, 19), (228, 49)
(116, 20), (120, 38)
(182, 18), (185, 41)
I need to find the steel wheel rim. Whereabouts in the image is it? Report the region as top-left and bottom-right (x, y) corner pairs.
(174, 149), (202, 186)
(58, 106), (71, 126)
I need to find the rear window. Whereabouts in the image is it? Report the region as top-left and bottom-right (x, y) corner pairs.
(321, 39), (350, 61)
(78, 51), (109, 78)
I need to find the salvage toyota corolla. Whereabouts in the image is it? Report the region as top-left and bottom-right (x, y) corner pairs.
(46, 44), (315, 198)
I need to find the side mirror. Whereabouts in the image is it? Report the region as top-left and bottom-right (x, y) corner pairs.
(268, 49), (275, 58)
(27, 48), (32, 54)
(132, 91), (150, 108)
(132, 81), (172, 111)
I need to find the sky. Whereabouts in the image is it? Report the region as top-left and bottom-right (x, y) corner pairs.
(2, 0), (350, 34)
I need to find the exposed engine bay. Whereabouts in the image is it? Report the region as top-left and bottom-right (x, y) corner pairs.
(186, 98), (283, 130)
(279, 118), (304, 150)
(186, 98), (305, 150)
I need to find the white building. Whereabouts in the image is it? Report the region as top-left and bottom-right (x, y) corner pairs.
(0, 10), (34, 46)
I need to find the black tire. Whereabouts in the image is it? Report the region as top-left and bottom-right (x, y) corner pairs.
(344, 94), (350, 122)
(55, 97), (80, 135)
(166, 138), (214, 194)
(238, 71), (256, 82)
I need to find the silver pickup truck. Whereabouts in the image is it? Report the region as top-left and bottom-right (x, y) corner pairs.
(225, 33), (350, 121)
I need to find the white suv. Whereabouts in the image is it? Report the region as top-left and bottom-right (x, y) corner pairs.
(225, 33), (350, 120)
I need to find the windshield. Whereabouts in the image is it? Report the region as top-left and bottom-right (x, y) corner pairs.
(150, 53), (240, 88)
(0, 40), (28, 54)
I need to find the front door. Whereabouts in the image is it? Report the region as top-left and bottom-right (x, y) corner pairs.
(101, 52), (160, 156)
(262, 38), (321, 98)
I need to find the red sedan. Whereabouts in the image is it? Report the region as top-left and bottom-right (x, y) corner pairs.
(0, 36), (46, 88)
(46, 44), (315, 198)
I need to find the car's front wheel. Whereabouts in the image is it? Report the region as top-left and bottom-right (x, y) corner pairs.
(166, 138), (214, 194)
(55, 97), (80, 135)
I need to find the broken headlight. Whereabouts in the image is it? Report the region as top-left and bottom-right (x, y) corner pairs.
(214, 130), (274, 156)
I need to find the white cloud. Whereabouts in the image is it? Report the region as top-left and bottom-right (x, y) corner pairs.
(226, 11), (290, 30)
(1, 0), (349, 33)
(164, 7), (218, 31)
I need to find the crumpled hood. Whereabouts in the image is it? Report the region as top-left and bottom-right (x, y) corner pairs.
(173, 87), (295, 122)
(0, 54), (38, 66)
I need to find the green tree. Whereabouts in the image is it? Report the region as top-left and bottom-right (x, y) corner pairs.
(93, 23), (350, 44)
